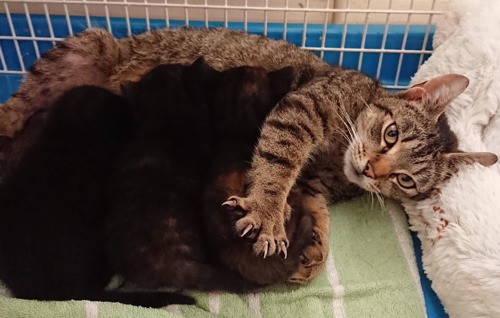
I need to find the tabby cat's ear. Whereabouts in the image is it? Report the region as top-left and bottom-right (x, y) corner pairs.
(267, 66), (294, 101)
(398, 74), (469, 120)
(444, 151), (498, 167)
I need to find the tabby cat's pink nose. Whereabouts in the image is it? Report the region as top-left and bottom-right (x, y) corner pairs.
(363, 161), (375, 179)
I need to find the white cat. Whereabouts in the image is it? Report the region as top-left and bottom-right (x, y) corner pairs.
(403, 0), (500, 317)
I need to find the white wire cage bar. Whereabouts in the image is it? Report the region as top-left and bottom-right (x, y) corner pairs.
(0, 0), (447, 101)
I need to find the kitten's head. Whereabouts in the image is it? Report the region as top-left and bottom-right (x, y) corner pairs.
(121, 57), (219, 109)
(344, 74), (498, 201)
(48, 86), (132, 142)
(209, 66), (294, 139)
(121, 57), (219, 130)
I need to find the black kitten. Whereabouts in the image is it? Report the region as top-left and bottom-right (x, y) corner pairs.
(0, 86), (192, 307)
(202, 66), (318, 285)
(106, 58), (252, 292)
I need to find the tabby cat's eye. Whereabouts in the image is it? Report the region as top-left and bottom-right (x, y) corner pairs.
(397, 174), (415, 189)
(384, 123), (398, 146)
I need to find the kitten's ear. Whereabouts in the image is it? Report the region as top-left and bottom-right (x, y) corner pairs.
(267, 66), (294, 102)
(190, 56), (222, 83)
(398, 74), (469, 119)
(444, 151), (498, 167)
(192, 56), (208, 69)
(120, 81), (137, 100)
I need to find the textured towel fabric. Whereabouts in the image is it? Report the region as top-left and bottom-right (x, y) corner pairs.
(0, 198), (426, 318)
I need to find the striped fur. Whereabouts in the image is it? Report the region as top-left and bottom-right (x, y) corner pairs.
(0, 28), (495, 258)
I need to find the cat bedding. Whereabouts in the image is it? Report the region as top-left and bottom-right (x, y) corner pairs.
(403, 0), (500, 317)
(0, 1), (495, 317)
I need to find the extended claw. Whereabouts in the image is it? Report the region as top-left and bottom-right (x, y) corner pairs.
(262, 241), (269, 259)
(241, 224), (253, 237)
(279, 241), (288, 259)
(222, 199), (237, 209)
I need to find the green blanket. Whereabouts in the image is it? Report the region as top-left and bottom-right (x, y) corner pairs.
(0, 198), (426, 318)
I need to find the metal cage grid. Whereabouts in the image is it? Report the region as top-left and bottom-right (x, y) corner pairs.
(0, 0), (445, 101)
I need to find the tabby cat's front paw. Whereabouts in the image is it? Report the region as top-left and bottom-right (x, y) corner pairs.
(222, 195), (289, 258)
(301, 229), (329, 270)
(288, 230), (329, 284)
(288, 192), (330, 284)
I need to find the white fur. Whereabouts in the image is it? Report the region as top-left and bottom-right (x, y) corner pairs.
(403, 165), (500, 318)
(403, 0), (500, 317)
(411, 0), (500, 160)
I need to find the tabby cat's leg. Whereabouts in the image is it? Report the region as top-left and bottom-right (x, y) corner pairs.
(224, 78), (335, 258)
(288, 192), (329, 284)
(0, 28), (120, 137)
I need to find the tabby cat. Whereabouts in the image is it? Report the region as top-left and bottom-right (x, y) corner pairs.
(0, 28), (496, 260)
(0, 85), (193, 307)
(203, 64), (328, 285)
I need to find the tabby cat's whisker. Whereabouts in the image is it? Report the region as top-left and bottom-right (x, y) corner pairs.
(334, 109), (356, 143)
(334, 106), (359, 145)
(333, 127), (351, 146)
(369, 190), (375, 211)
(339, 103), (362, 143)
(365, 181), (385, 211)
(335, 138), (350, 148)
(359, 95), (373, 112)
(364, 182), (375, 210)
(371, 185), (386, 211)
(375, 192), (386, 211)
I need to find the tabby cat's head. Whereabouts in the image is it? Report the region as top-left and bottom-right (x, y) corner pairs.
(344, 74), (498, 201)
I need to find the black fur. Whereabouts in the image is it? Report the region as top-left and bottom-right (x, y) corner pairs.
(0, 60), (314, 305)
(106, 59), (254, 292)
(0, 86), (192, 307)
